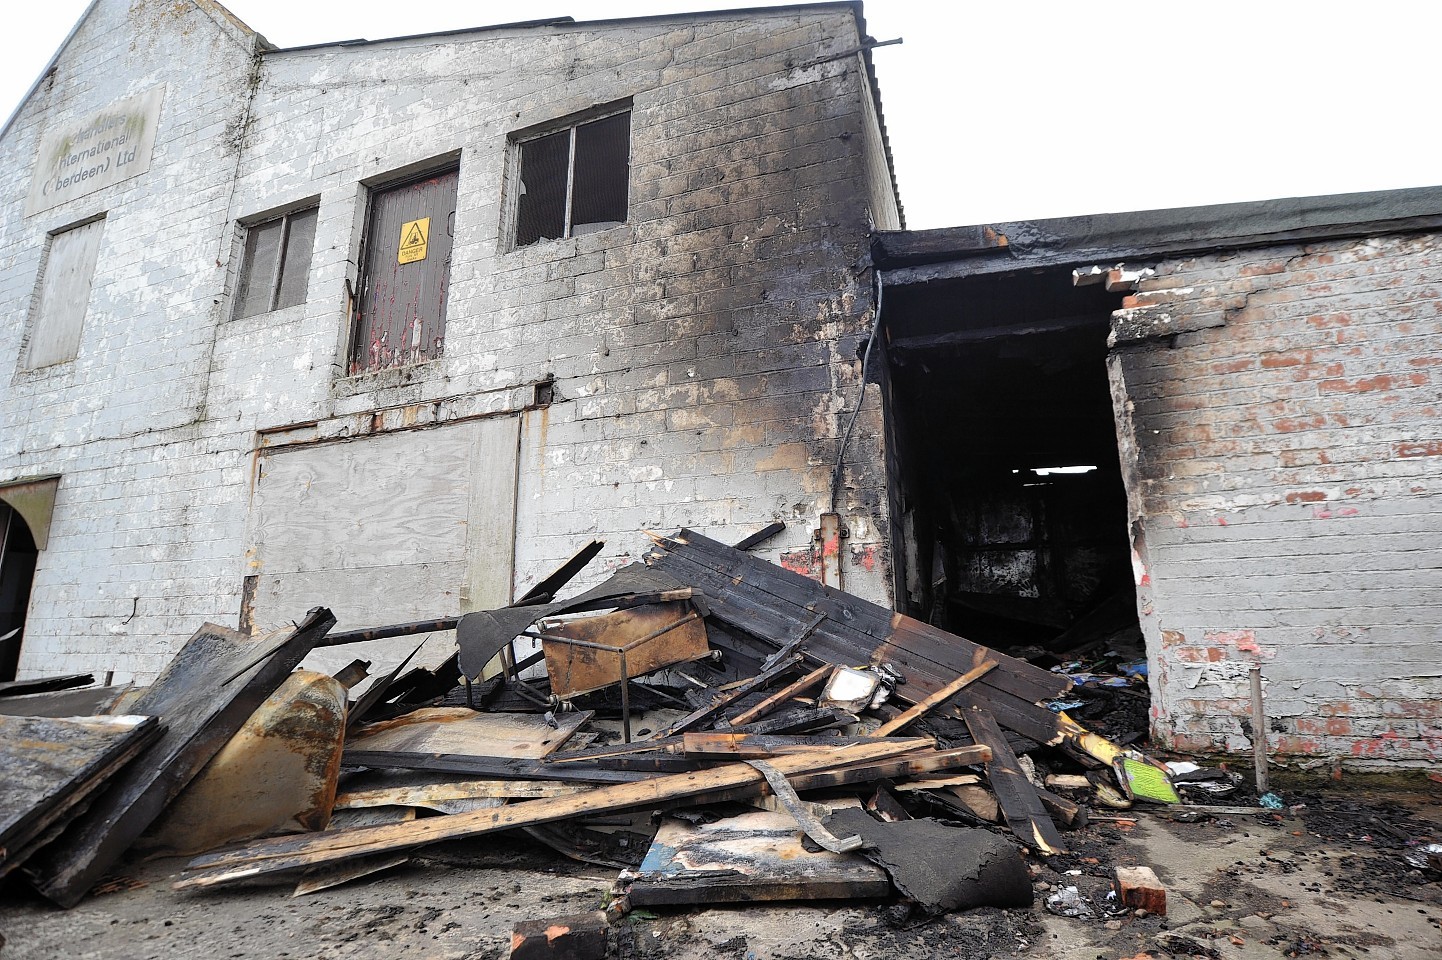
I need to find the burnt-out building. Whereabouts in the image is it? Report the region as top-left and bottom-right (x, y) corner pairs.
(1, 1), (1437, 772)
(0, 0), (899, 683)
(874, 190), (1442, 768)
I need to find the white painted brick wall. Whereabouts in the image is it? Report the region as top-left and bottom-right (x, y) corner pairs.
(0, 2), (896, 682)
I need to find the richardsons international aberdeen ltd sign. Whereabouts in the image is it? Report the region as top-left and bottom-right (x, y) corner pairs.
(26, 87), (165, 216)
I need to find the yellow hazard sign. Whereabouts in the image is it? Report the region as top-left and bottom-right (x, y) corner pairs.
(397, 217), (430, 264)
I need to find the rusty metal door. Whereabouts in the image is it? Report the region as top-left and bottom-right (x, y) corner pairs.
(350, 169), (458, 374)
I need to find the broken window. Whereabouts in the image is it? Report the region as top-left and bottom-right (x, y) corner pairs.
(514, 109), (630, 247)
(349, 168), (458, 375)
(234, 206), (318, 319)
(25, 217), (104, 369)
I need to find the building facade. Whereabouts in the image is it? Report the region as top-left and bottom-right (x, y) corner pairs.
(1, 0), (900, 683)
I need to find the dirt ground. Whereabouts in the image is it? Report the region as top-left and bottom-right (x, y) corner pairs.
(2, 785), (1439, 960)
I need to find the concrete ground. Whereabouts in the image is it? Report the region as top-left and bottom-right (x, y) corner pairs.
(2, 785), (1438, 960)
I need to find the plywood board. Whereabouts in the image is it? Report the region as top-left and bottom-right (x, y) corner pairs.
(248, 416), (520, 679)
(346, 707), (588, 759)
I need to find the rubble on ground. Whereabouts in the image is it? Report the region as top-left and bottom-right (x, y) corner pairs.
(2, 527), (1437, 959)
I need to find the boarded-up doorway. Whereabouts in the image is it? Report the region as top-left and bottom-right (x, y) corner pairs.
(245, 416), (519, 677)
(350, 168), (459, 375)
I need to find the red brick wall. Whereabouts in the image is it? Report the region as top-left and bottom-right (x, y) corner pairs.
(1107, 231), (1442, 768)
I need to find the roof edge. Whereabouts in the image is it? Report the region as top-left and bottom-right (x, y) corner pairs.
(0, 0), (99, 143)
(874, 185), (1442, 273)
(261, 2), (859, 56)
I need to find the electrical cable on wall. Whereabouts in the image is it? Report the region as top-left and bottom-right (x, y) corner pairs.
(829, 271), (884, 513)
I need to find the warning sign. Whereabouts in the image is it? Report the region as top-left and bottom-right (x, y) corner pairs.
(397, 217), (430, 264)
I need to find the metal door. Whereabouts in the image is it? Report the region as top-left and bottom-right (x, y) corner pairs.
(350, 169), (458, 374)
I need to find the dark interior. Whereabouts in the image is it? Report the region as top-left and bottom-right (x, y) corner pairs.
(0, 502), (38, 682)
(881, 267), (1138, 656)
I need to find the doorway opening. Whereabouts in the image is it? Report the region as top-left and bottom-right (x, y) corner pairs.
(0, 501), (39, 682)
(881, 267), (1140, 680)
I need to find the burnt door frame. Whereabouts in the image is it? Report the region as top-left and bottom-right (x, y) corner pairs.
(349, 164), (460, 376)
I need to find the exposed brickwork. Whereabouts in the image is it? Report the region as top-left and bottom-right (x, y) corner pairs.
(1110, 231), (1442, 769)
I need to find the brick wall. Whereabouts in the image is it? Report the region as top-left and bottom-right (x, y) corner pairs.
(0, 0), (262, 681)
(1, 3), (898, 680)
(1109, 231), (1442, 769)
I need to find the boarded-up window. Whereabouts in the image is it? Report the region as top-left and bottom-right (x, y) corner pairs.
(235, 207), (318, 319)
(25, 218), (104, 369)
(350, 169), (458, 375)
(515, 110), (630, 247)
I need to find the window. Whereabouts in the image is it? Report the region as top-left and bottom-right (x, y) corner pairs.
(514, 109), (630, 247)
(350, 168), (458, 375)
(25, 217), (104, 369)
(235, 206), (318, 319)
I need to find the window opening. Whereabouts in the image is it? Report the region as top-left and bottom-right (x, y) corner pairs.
(350, 168), (459, 375)
(515, 110), (630, 247)
(25, 217), (104, 369)
(235, 206), (318, 319)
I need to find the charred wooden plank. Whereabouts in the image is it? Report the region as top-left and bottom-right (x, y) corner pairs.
(175, 740), (938, 889)
(0, 714), (162, 879)
(25, 609), (335, 906)
(962, 707), (1065, 855)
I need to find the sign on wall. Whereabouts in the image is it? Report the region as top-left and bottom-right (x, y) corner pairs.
(25, 87), (165, 216)
(398, 217), (430, 264)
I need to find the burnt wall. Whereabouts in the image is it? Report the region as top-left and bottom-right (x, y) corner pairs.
(1108, 232), (1442, 769)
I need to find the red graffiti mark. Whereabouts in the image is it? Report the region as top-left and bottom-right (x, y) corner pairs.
(779, 549), (819, 580)
(851, 543), (878, 573)
(1204, 629), (1267, 656)
(1215, 516), (1229, 526)
(1312, 505), (1359, 519)
(1350, 730), (1404, 758)
(1397, 440), (1442, 458)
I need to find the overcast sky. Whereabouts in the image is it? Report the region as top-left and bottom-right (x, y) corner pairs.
(4, 1), (1439, 229)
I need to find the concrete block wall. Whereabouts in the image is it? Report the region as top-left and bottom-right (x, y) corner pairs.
(1108, 231), (1442, 768)
(0, 0), (262, 680)
(218, 9), (894, 625)
(2, 3), (898, 680)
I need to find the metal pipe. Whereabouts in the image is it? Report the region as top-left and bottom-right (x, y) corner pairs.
(620, 649), (631, 744)
(1249, 664), (1269, 795)
(316, 617), (460, 648)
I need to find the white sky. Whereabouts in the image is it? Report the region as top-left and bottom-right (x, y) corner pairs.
(4, 1), (1439, 230)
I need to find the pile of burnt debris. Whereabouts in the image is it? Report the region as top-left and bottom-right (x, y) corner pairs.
(8, 527), (1398, 956)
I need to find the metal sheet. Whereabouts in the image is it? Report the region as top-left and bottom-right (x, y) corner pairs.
(540, 601), (709, 697)
(625, 809), (889, 906)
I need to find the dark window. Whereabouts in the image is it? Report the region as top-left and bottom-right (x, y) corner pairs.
(515, 110), (630, 247)
(350, 168), (459, 375)
(235, 207), (317, 319)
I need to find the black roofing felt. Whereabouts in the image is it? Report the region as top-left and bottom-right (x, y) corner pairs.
(873, 185), (1442, 273)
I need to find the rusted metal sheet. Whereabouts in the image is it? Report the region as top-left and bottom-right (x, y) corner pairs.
(351, 168), (458, 373)
(623, 809), (889, 906)
(539, 601), (709, 697)
(136, 670), (348, 857)
(24, 608), (335, 907)
(0, 714), (161, 879)
(0, 475), (60, 550)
